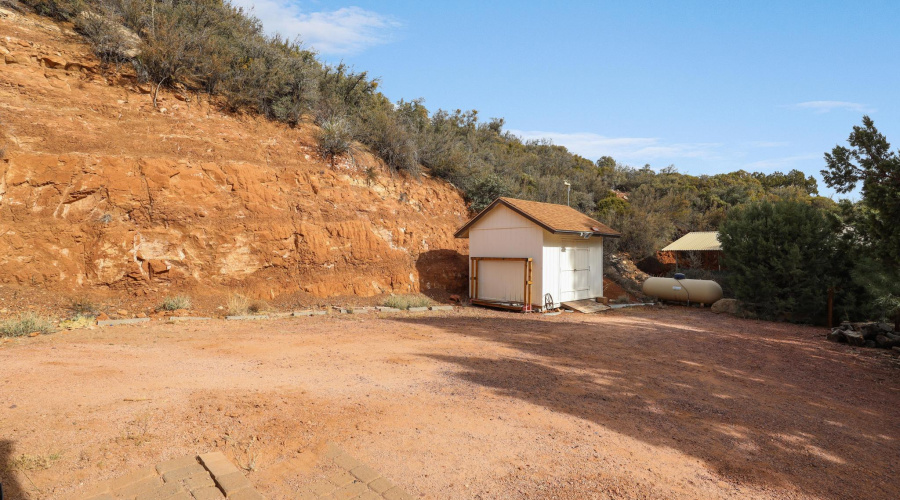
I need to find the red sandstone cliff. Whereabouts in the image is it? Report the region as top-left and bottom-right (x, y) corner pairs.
(0, 7), (469, 305)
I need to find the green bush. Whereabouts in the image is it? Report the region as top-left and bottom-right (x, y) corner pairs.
(316, 117), (353, 166)
(720, 200), (838, 323)
(22, 0), (829, 226)
(1, 313), (54, 337)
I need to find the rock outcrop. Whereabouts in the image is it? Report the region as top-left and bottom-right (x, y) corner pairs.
(0, 8), (469, 301)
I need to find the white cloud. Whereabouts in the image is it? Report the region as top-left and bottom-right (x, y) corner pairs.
(790, 101), (873, 113)
(230, 1), (400, 54)
(507, 130), (722, 163)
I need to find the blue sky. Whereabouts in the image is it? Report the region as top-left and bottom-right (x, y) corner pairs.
(230, 1), (900, 198)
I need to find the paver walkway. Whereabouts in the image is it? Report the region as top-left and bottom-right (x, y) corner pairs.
(297, 444), (413, 500)
(76, 445), (412, 500)
(78, 451), (262, 500)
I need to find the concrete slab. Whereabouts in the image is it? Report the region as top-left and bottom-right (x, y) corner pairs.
(407, 307), (429, 312)
(225, 315), (269, 321)
(167, 316), (212, 322)
(97, 317), (151, 327)
(429, 305), (454, 311)
(375, 307), (402, 313)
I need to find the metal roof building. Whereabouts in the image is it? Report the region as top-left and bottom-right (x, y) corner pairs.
(661, 231), (722, 252)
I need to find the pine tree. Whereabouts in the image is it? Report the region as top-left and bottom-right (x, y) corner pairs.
(720, 201), (837, 323)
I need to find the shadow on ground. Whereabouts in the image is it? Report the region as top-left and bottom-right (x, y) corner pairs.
(415, 250), (468, 301)
(1, 440), (26, 500)
(390, 310), (900, 499)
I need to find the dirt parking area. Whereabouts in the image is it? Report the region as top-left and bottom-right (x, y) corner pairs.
(1, 307), (898, 499)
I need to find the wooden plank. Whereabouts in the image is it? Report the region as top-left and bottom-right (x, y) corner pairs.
(561, 299), (611, 314)
(472, 257), (531, 262)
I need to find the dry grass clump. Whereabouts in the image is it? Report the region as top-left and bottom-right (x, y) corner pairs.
(68, 296), (98, 317)
(382, 294), (433, 310)
(227, 293), (269, 316)
(1, 313), (54, 337)
(158, 295), (191, 311)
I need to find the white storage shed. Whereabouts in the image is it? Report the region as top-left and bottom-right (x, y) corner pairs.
(455, 197), (621, 311)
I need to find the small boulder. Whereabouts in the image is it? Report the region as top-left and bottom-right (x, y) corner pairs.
(711, 298), (739, 315)
(826, 329), (845, 342)
(97, 312), (110, 321)
(41, 55), (66, 69)
(844, 330), (866, 347)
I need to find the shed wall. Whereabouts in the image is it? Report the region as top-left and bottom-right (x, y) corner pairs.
(468, 205), (543, 305)
(542, 233), (604, 308)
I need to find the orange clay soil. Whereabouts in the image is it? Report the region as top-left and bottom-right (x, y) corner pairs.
(1, 307), (898, 499)
(0, 7), (469, 307)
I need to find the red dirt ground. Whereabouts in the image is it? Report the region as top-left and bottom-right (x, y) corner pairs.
(1, 307), (899, 499)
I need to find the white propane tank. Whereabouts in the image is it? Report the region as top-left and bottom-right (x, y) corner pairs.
(642, 277), (723, 305)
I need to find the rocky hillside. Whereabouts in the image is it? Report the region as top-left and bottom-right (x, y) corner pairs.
(0, 7), (469, 307)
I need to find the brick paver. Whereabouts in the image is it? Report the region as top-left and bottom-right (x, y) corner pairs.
(77, 444), (413, 500)
(77, 452), (264, 500)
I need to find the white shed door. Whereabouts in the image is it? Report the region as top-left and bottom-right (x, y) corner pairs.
(560, 247), (591, 301)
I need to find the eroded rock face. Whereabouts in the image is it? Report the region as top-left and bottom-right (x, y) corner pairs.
(0, 9), (469, 299)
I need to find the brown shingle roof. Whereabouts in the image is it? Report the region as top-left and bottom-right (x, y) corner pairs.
(454, 197), (621, 238)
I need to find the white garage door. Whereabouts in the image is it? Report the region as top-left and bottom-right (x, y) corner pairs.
(560, 246), (590, 302)
(477, 260), (526, 302)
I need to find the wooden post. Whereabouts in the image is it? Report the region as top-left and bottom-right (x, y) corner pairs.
(472, 258), (479, 301)
(827, 286), (834, 329)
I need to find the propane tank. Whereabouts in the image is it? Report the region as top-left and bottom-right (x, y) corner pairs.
(642, 277), (723, 305)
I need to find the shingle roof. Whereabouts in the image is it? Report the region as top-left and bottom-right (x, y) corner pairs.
(661, 231), (721, 251)
(454, 197), (621, 238)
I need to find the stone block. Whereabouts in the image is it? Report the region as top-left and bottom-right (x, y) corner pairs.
(117, 476), (164, 498)
(382, 486), (414, 500)
(161, 463), (207, 483)
(332, 453), (362, 470)
(167, 316), (212, 322)
(376, 307), (401, 313)
(198, 452), (240, 479)
(327, 469), (355, 487)
(98, 317), (151, 327)
(333, 481), (367, 500)
(225, 315), (269, 321)
(407, 307), (429, 312)
(367, 477), (394, 494)
(308, 480), (336, 496)
(349, 465), (380, 484)
(226, 488), (266, 500)
(213, 470), (252, 495)
(429, 305), (454, 311)
(135, 481), (183, 500)
(182, 472), (215, 491)
(189, 486), (225, 500)
(323, 443), (343, 460)
(156, 456), (200, 475)
(108, 467), (157, 490)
